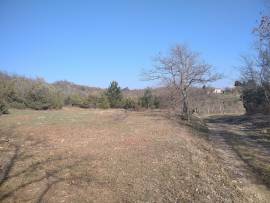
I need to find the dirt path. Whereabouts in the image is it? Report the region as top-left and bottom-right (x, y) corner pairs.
(206, 115), (270, 202)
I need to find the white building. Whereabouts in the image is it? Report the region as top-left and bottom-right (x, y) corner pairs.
(213, 88), (223, 94)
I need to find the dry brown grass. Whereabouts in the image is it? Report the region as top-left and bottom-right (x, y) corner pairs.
(0, 108), (267, 202)
(206, 114), (270, 188)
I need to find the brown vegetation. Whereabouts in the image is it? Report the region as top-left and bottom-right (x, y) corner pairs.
(206, 114), (270, 198)
(0, 108), (268, 202)
(142, 44), (220, 119)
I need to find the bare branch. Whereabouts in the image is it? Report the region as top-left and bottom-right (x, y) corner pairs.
(142, 44), (220, 120)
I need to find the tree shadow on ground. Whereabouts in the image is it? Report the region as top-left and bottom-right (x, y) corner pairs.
(206, 115), (270, 149)
(0, 128), (99, 202)
(205, 115), (270, 188)
(142, 110), (210, 142)
(145, 111), (270, 188)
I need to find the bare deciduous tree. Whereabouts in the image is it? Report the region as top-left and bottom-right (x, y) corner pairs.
(143, 44), (220, 120)
(239, 55), (260, 85)
(257, 16), (270, 104)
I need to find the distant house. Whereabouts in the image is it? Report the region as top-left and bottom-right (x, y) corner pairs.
(213, 88), (224, 94)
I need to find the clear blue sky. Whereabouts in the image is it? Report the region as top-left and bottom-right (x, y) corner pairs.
(0, 0), (266, 89)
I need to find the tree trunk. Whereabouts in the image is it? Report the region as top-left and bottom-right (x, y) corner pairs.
(263, 86), (270, 105)
(181, 90), (190, 121)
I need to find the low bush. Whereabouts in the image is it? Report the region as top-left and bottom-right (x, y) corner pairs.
(25, 83), (64, 110)
(96, 94), (110, 109)
(9, 101), (27, 109)
(122, 97), (136, 109)
(65, 94), (84, 107)
(65, 94), (97, 108)
(242, 86), (270, 114)
(79, 95), (97, 108)
(0, 100), (9, 115)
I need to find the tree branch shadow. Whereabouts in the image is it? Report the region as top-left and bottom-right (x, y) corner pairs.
(0, 128), (97, 202)
(206, 115), (270, 188)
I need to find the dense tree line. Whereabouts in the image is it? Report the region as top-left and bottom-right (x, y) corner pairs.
(0, 73), (64, 113)
(0, 71), (243, 116)
(0, 73), (160, 115)
(62, 81), (160, 110)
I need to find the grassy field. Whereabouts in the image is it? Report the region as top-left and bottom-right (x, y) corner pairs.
(0, 108), (268, 202)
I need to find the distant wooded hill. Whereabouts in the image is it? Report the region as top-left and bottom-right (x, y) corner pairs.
(0, 71), (244, 115)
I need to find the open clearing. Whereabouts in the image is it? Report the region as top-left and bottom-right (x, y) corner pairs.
(0, 108), (269, 202)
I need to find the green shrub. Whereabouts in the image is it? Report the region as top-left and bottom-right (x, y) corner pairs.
(9, 101), (27, 109)
(122, 97), (136, 109)
(25, 83), (64, 110)
(152, 96), (160, 108)
(50, 92), (64, 109)
(65, 94), (84, 107)
(96, 94), (110, 109)
(65, 94), (97, 108)
(242, 86), (270, 114)
(0, 100), (9, 115)
(79, 95), (97, 108)
(0, 76), (11, 114)
(5, 87), (27, 109)
(78, 98), (91, 108)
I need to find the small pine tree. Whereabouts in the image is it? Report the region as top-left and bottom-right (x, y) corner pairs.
(139, 88), (160, 109)
(105, 81), (123, 108)
(140, 88), (153, 108)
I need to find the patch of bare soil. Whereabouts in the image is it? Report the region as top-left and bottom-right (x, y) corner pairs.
(0, 109), (267, 202)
